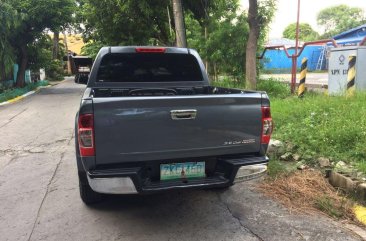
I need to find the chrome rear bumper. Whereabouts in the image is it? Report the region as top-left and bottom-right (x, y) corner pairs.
(234, 164), (267, 183)
(87, 176), (138, 194)
(86, 156), (269, 194)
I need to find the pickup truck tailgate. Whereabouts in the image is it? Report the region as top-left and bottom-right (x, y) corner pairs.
(93, 93), (262, 165)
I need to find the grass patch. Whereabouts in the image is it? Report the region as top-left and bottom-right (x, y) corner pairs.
(315, 195), (345, 218)
(212, 77), (245, 89)
(257, 78), (290, 99)
(0, 80), (49, 103)
(212, 77), (290, 99)
(272, 93), (366, 170)
(267, 159), (296, 178)
(356, 160), (366, 175)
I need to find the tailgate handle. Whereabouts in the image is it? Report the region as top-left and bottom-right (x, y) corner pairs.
(170, 109), (197, 120)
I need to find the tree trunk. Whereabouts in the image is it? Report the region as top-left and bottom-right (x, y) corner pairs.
(63, 32), (72, 75)
(0, 62), (6, 82)
(204, 26), (209, 74)
(214, 63), (217, 81)
(16, 44), (28, 88)
(52, 31), (60, 60)
(245, 0), (260, 90)
(172, 0), (187, 47)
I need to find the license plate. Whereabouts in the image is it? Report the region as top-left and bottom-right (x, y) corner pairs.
(160, 162), (205, 180)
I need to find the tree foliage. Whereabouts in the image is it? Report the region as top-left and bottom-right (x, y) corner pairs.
(77, 0), (173, 46)
(317, 5), (366, 38)
(186, 0), (248, 80)
(5, 0), (75, 86)
(282, 23), (319, 41)
(78, 0), (275, 84)
(0, 1), (18, 81)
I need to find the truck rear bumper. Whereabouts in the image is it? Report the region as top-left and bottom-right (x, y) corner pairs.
(87, 176), (138, 194)
(86, 156), (268, 194)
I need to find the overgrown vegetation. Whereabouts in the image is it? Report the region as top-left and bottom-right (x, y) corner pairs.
(217, 77), (366, 174)
(266, 158), (293, 177)
(213, 77), (290, 99)
(0, 80), (49, 103)
(271, 93), (366, 169)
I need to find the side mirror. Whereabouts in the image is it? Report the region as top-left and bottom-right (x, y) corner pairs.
(75, 74), (88, 85)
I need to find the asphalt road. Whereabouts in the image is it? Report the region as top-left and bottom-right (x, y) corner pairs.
(0, 78), (362, 241)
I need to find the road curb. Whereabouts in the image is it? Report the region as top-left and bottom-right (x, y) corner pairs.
(328, 170), (366, 201)
(0, 85), (50, 107)
(0, 78), (69, 107)
(327, 170), (366, 225)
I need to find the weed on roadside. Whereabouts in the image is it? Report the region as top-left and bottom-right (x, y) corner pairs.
(258, 170), (357, 222)
(212, 77), (291, 99)
(257, 78), (290, 99)
(267, 158), (296, 178)
(271, 93), (366, 173)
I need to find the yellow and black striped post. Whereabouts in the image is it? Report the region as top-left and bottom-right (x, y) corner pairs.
(297, 57), (308, 98)
(347, 55), (356, 96)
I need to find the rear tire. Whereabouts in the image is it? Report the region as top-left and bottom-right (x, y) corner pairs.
(78, 172), (103, 205)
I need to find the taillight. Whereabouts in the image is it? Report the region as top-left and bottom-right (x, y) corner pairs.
(261, 106), (273, 144)
(78, 114), (95, 156)
(135, 47), (166, 53)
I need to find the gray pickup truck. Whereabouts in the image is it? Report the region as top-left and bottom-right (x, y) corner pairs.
(75, 46), (273, 204)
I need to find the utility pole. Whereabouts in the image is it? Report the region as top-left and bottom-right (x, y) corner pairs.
(172, 0), (187, 47)
(291, 0), (301, 93)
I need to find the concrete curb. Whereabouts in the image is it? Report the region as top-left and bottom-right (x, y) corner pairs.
(0, 86), (48, 106)
(0, 78), (67, 107)
(327, 170), (366, 201)
(327, 170), (366, 226)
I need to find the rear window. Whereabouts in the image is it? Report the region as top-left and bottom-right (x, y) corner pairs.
(96, 53), (203, 82)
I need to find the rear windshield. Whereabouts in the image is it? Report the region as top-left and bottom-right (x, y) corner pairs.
(96, 53), (203, 82)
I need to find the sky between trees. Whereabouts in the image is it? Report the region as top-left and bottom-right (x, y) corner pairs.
(240, 0), (366, 38)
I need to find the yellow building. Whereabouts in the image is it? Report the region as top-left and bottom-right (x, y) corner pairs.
(49, 33), (86, 55)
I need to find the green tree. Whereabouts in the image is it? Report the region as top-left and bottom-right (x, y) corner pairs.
(77, 0), (235, 53)
(77, 0), (173, 46)
(77, 0), (275, 87)
(28, 34), (66, 80)
(8, 0), (75, 87)
(282, 23), (319, 41)
(317, 5), (366, 38)
(186, 1), (248, 81)
(0, 1), (18, 82)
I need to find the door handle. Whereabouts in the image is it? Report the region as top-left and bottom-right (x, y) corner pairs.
(170, 109), (197, 120)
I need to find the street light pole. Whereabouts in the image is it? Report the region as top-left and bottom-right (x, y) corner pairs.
(291, 0), (301, 93)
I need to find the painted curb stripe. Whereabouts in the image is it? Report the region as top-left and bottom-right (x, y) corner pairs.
(347, 56), (356, 95)
(298, 58), (308, 97)
(0, 87), (41, 106)
(354, 205), (366, 225)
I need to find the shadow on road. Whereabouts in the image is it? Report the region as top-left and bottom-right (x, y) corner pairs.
(80, 189), (240, 238)
(38, 87), (84, 96)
